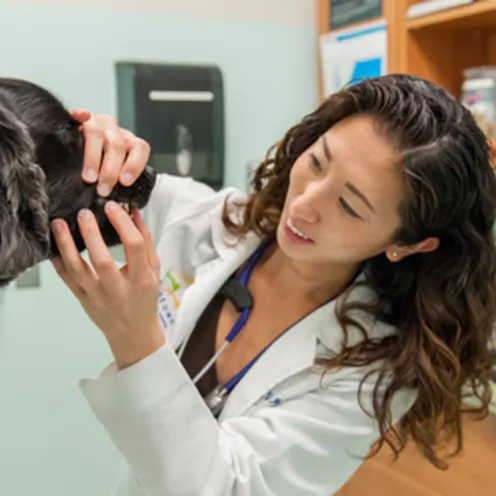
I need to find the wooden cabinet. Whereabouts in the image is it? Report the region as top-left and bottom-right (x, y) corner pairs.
(318, 0), (496, 100)
(336, 413), (496, 495)
(399, 1), (496, 100)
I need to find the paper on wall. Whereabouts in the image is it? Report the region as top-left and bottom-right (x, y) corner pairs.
(319, 19), (388, 98)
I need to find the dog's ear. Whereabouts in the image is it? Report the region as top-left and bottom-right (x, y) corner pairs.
(0, 104), (50, 284)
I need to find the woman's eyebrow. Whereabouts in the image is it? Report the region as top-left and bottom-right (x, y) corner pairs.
(320, 136), (331, 161)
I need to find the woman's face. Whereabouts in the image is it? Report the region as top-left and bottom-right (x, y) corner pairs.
(277, 115), (406, 266)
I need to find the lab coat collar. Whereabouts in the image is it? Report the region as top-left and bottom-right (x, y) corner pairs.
(209, 204), (254, 261)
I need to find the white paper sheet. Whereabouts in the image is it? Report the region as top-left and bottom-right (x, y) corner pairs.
(319, 19), (388, 98)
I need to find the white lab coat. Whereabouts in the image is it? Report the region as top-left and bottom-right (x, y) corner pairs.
(79, 174), (416, 496)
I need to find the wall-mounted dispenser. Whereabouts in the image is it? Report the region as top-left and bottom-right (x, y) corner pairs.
(116, 62), (225, 190)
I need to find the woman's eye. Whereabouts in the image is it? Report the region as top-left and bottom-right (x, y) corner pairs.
(309, 153), (321, 169)
(339, 198), (361, 219)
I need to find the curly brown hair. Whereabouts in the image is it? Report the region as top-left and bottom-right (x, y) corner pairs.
(223, 74), (496, 469)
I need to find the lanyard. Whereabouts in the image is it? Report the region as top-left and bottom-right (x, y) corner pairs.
(192, 241), (270, 396)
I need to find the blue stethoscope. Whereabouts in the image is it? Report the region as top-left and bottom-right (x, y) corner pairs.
(192, 241), (277, 417)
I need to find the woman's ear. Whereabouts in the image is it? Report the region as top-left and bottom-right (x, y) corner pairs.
(386, 237), (439, 262)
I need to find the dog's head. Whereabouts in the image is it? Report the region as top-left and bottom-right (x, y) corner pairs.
(0, 78), (156, 286)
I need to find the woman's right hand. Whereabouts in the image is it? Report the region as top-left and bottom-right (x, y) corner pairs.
(70, 109), (151, 197)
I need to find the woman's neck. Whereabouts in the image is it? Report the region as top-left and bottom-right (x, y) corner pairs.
(257, 242), (359, 305)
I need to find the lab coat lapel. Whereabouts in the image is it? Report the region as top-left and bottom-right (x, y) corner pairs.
(219, 306), (323, 419)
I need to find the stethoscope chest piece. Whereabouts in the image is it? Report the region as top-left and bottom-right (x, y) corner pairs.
(204, 384), (229, 418)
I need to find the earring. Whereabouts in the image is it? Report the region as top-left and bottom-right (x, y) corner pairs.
(392, 251), (399, 259)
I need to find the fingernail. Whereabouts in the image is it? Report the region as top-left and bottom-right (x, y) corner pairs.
(105, 200), (119, 212)
(121, 172), (134, 186)
(97, 183), (111, 197)
(83, 170), (98, 182)
(51, 219), (64, 233)
(78, 209), (92, 221)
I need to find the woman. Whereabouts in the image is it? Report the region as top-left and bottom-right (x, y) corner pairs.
(52, 74), (496, 495)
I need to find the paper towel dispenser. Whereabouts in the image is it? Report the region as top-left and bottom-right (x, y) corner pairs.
(115, 62), (225, 190)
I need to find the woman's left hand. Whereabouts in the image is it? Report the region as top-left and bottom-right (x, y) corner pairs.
(70, 109), (151, 198)
(51, 201), (165, 370)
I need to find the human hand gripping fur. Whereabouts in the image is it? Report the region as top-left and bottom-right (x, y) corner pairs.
(70, 109), (151, 197)
(51, 203), (165, 370)
(0, 78), (156, 286)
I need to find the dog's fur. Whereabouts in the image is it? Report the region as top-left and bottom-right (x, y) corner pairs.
(0, 78), (156, 286)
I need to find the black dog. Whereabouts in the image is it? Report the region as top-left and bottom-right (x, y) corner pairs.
(0, 78), (156, 286)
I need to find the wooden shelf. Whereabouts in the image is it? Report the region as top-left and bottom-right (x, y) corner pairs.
(407, 1), (496, 31)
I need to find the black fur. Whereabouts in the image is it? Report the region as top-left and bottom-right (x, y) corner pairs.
(0, 78), (156, 286)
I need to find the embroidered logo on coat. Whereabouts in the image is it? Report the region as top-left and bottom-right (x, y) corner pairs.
(157, 271), (193, 330)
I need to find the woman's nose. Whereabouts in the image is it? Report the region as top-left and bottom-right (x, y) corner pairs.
(290, 191), (321, 225)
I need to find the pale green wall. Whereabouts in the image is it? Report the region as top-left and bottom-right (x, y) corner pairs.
(0, 1), (317, 495)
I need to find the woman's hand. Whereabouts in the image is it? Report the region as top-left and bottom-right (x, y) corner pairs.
(51, 201), (165, 370)
(71, 109), (151, 198)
